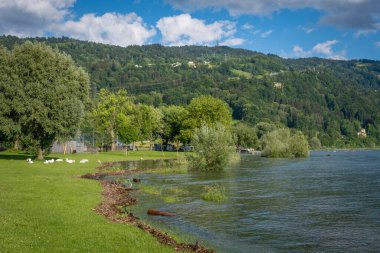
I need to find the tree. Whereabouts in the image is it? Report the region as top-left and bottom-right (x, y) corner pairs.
(261, 128), (291, 158)
(181, 95), (232, 143)
(118, 104), (162, 148)
(232, 122), (258, 150)
(6, 42), (89, 159)
(133, 104), (162, 142)
(160, 105), (188, 145)
(289, 131), (310, 158)
(91, 89), (132, 151)
(187, 124), (236, 172)
(0, 45), (21, 147)
(261, 128), (309, 158)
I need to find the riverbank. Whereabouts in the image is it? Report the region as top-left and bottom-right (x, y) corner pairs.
(0, 150), (190, 253)
(81, 170), (213, 253)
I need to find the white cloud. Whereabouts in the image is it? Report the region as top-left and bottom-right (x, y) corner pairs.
(297, 25), (315, 34)
(166, 0), (380, 30)
(156, 14), (241, 46)
(0, 0), (155, 46)
(312, 40), (338, 55)
(292, 45), (312, 58)
(242, 23), (254, 30)
(354, 23), (380, 37)
(375, 41), (380, 48)
(0, 0), (75, 37)
(292, 40), (347, 60)
(220, 37), (245, 46)
(260, 29), (272, 38)
(252, 30), (261, 35)
(52, 12), (156, 46)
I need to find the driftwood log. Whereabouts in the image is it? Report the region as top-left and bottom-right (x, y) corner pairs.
(147, 209), (176, 216)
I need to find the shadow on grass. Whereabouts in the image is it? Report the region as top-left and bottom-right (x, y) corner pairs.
(0, 151), (63, 161)
(0, 152), (32, 160)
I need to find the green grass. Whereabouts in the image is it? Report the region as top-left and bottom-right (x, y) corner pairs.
(231, 69), (253, 79)
(140, 185), (161, 195)
(201, 184), (228, 202)
(0, 150), (178, 253)
(161, 196), (179, 203)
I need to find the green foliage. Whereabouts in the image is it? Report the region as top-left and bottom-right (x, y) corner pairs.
(133, 104), (162, 141)
(233, 122), (258, 149)
(201, 184), (227, 202)
(186, 95), (232, 128)
(160, 105), (188, 144)
(255, 122), (280, 139)
(181, 95), (232, 144)
(0, 45), (19, 145)
(91, 89), (133, 150)
(118, 103), (162, 145)
(309, 136), (322, 150)
(187, 124), (236, 172)
(0, 41), (90, 159)
(261, 129), (309, 158)
(1, 36), (379, 148)
(289, 131), (310, 158)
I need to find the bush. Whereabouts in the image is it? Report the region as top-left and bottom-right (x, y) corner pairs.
(309, 136), (322, 150)
(186, 123), (236, 171)
(233, 122), (258, 149)
(289, 131), (310, 158)
(201, 184), (227, 202)
(261, 128), (309, 158)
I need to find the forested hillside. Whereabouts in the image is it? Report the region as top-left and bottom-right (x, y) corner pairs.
(1, 35), (379, 148)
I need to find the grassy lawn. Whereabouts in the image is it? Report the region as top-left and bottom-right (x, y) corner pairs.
(231, 69), (253, 79)
(0, 150), (179, 253)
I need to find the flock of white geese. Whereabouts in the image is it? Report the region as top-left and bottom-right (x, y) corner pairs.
(26, 158), (97, 164)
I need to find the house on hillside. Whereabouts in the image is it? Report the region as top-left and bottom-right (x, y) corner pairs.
(357, 128), (367, 137)
(187, 61), (196, 68)
(171, 62), (181, 67)
(273, 82), (283, 89)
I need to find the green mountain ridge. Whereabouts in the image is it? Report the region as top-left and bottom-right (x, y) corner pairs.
(1, 35), (379, 147)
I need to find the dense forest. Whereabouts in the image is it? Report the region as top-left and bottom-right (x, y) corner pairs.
(1, 35), (379, 148)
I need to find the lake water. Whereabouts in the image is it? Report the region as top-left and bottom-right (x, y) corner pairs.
(112, 150), (380, 252)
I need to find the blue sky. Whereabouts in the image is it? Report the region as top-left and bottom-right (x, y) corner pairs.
(0, 0), (379, 60)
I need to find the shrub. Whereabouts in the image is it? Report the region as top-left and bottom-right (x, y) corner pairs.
(233, 122), (258, 149)
(261, 128), (309, 158)
(289, 131), (310, 158)
(201, 184), (227, 202)
(186, 123), (236, 171)
(309, 136), (322, 150)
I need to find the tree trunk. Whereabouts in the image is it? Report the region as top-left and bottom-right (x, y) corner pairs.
(110, 129), (116, 151)
(13, 139), (19, 150)
(37, 148), (44, 160)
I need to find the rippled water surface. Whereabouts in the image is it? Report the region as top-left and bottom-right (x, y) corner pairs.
(114, 150), (380, 252)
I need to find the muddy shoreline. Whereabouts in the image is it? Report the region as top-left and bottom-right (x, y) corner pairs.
(81, 167), (214, 253)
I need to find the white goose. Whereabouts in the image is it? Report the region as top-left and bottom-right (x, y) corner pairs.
(65, 158), (75, 164)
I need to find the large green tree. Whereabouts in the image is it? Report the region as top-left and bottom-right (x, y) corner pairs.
(133, 104), (162, 142)
(181, 95), (232, 143)
(2, 42), (90, 159)
(91, 89), (133, 151)
(0, 45), (22, 147)
(160, 105), (188, 145)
